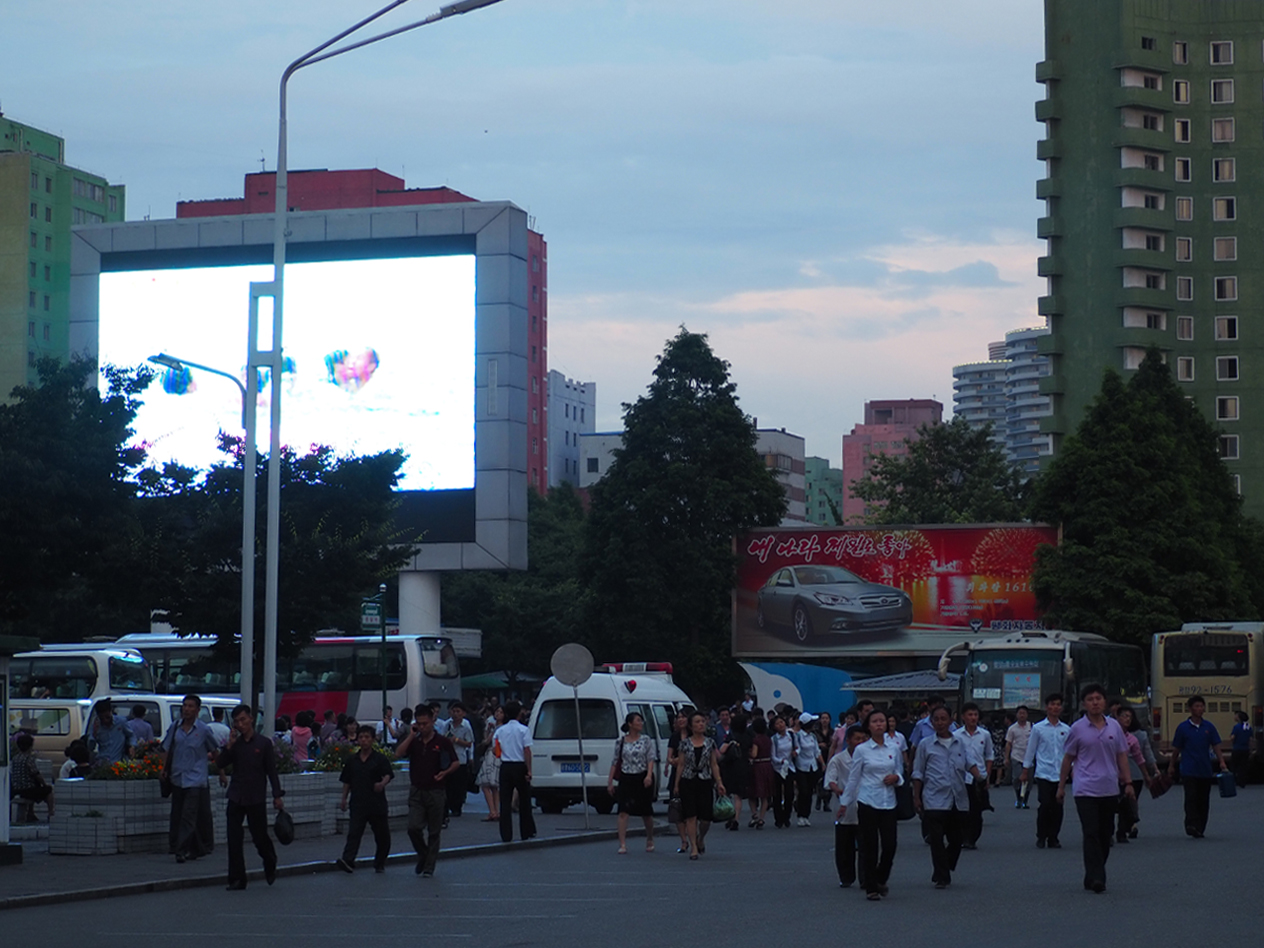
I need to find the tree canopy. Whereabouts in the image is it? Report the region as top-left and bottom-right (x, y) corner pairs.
(1030, 349), (1264, 646)
(850, 416), (1028, 525)
(581, 328), (786, 702)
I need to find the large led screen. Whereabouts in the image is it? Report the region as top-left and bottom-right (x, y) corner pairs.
(98, 255), (476, 491)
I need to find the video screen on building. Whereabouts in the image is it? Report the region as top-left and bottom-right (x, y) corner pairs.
(98, 255), (476, 492)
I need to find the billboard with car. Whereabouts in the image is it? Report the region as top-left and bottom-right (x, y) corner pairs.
(733, 524), (1059, 658)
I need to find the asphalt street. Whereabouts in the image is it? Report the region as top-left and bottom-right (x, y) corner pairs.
(8, 784), (1263, 946)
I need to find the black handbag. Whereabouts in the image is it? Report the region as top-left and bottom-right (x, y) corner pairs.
(274, 809), (295, 846)
(894, 781), (917, 821)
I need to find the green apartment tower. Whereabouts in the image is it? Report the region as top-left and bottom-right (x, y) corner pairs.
(0, 115), (124, 400)
(1038, 1), (1264, 513)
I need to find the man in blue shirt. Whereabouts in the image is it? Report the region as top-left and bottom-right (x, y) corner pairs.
(1168, 695), (1229, 839)
(912, 706), (985, 888)
(162, 695), (221, 862)
(87, 699), (133, 766)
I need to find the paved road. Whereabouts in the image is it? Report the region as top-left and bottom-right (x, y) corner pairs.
(9, 785), (1264, 946)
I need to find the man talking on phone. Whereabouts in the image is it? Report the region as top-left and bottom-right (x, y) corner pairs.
(396, 704), (459, 878)
(217, 705), (285, 890)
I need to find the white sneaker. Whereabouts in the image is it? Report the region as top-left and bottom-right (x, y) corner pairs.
(803, 817), (811, 827)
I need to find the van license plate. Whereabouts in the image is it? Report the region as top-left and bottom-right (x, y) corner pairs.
(559, 762), (590, 773)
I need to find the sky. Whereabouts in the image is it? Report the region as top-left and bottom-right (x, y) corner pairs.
(2, 0), (1048, 466)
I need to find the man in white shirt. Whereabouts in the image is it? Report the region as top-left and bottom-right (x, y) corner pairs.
(207, 707), (232, 747)
(956, 702), (993, 849)
(443, 703), (475, 822)
(1021, 693), (1072, 849)
(1004, 705), (1033, 808)
(826, 725), (867, 887)
(494, 701), (536, 843)
(912, 706), (985, 888)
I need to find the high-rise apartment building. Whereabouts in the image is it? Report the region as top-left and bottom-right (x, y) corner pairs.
(1037, 1), (1262, 510)
(841, 399), (942, 522)
(0, 115), (125, 400)
(546, 370), (595, 487)
(953, 325), (1052, 475)
(178, 169), (550, 490)
(804, 456), (843, 525)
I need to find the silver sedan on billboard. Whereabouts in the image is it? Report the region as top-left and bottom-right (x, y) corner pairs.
(756, 564), (912, 643)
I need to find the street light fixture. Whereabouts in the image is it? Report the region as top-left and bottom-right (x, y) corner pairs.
(254, 0), (507, 731)
(147, 353), (257, 707)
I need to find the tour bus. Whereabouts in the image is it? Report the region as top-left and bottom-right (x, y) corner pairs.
(937, 630), (1150, 720)
(1151, 622), (1263, 750)
(113, 631), (461, 722)
(9, 645), (154, 700)
(528, 663), (693, 815)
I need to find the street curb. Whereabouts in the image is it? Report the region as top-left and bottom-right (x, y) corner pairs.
(0, 822), (667, 912)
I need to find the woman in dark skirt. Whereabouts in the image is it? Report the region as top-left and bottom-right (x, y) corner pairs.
(718, 714), (752, 830)
(607, 712), (658, 854)
(748, 715), (774, 828)
(674, 711), (727, 860)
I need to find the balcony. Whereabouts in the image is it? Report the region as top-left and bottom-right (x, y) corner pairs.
(1114, 206), (1173, 231)
(1035, 98), (1060, 122)
(1113, 127), (1171, 152)
(1116, 247), (1171, 271)
(1036, 60), (1061, 83)
(1116, 286), (1172, 309)
(1037, 255), (1063, 277)
(1036, 138), (1061, 160)
(1038, 374), (1066, 396)
(1037, 295), (1064, 316)
(1036, 216), (1063, 238)
(1036, 334), (1063, 356)
(1113, 86), (1172, 113)
(1036, 178), (1062, 199)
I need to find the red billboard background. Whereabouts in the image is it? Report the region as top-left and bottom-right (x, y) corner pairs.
(733, 524), (1059, 657)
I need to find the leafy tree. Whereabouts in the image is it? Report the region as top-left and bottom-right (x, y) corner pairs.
(1031, 349), (1262, 646)
(850, 416), (1028, 525)
(0, 357), (152, 639)
(581, 328), (786, 703)
(442, 483), (588, 685)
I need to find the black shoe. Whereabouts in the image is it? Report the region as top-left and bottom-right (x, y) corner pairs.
(175, 852), (187, 864)
(1048, 839), (1062, 848)
(226, 881), (247, 891)
(1091, 881), (1105, 894)
(1185, 825), (1196, 837)
(1036, 839), (1046, 848)
(375, 867), (386, 874)
(415, 859), (426, 875)
(839, 881), (853, 888)
(1115, 833), (1129, 844)
(336, 857), (355, 874)
(962, 842), (977, 850)
(878, 884), (890, 897)
(265, 865), (277, 886)
(934, 881), (949, 889)
(1192, 830), (1205, 839)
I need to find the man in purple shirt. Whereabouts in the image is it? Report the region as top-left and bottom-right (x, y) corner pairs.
(1056, 683), (1134, 894)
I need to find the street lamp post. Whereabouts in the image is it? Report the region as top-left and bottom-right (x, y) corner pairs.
(256, 0), (507, 733)
(147, 353), (257, 708)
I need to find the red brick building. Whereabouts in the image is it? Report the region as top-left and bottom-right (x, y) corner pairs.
(177, 169), (549, 491)
(841, 399), (942, 523)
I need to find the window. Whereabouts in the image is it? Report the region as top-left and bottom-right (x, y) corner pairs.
(1145, 192), (1163, 210)
(45, 177), (51, 193)
(1212, 117), (1235, 142)
(41, 324), (49, 342)
(532, 437), (538, 456)
(532, 255), (540, 273)
(1174, 157), (1191, 181)
(1173, 41), (1188, 64)
(1145, 74), (1161, 91)
(1176, 236), (1192, 261)
(1220, 435), (1239, 460)
(1177, 357), (1195, 381)
(1214, 158), (1235, 182)
(27, 321), (35, 338)
(1218, 356), (1240, 381)
(29, 262), (35, 278)
(1141, 36), (1156, 51)
(44, 236), (51, 251)
(44, 207), (51, 223)
(1210, 41), (1233, 64)
(27, 351), (35, 368)
(587, 457), (599, 474)
(1145, 311), (1165, 330)
(1177, 276), (1194, 300)
(29, 231), (36, 248)
(28, 291), (36, 308)
(531, 345), (537, 363)
(108, 194), (117, 214)
(1214, 197), (1236, 221)
(1177, 316), (1194, 340)
(1143, 153), (1161, 171)
(1214, 237), (1237, 261)
(30, 171), (38, 190)
(1233, 474), (1241, 495)
(1217, 396), (1240, 421)
(29, 202), (37, 219)
(43, 264), (50, 281)
(1174, 118), (1191, 142)
(1212, 79), (1234, 103)
(532, 285), (539, 302)
(1173, 79), (1190, 102)
(1215, 276), (1238, 301)
(42, 295), (50, 312)
(1144, 272), (1163, 289)
(1216, 316), (1238, 340)
(1145, 234), (1163, 251)
(1143, 113), (1160, 130)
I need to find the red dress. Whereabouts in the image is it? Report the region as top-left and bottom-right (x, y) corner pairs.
(750, 733), (774, 800)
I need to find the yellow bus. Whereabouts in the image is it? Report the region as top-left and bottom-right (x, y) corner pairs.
(1151, 622), (1262, 750)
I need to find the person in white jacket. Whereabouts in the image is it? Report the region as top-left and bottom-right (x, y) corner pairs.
(839, 710), (905, 901)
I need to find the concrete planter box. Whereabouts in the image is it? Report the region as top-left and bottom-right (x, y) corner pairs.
(48, 815), (122, 856)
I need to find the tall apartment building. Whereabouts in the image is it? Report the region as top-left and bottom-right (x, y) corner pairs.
(546, 370), (595, 487)
(804, 456), (843, 525)
(953, 325), (1052, 475)
(0, 115), (125, 400)
(841, 399), (942, 522)
(1037, 1), (1263, 511)
(178, 169), (550, 490)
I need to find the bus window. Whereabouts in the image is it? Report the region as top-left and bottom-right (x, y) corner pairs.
(353, 645), (406, 691)
(533, 699), (619, 741)
(1163, 638), (1248, 677)
(422, 641), (460, 680)
(291, 645), (355, 691)
(164, 648), (236, 694)
(1073, 645), (1149, 704)
(12, 657), (97, 699)
(108, 655), (154, 693)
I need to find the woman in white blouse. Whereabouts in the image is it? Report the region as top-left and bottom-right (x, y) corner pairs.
(839, 709), (904, 901)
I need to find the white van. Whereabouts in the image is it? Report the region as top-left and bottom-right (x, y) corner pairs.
(527, 663), (694, 814)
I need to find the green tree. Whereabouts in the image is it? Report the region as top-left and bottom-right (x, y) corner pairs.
(0, 357), (152, 638)
(581, 328), (786, 703)
(442, 483), (588, 685)
(1031, 349), (1262, 646)
(850, 416), (1028, 524)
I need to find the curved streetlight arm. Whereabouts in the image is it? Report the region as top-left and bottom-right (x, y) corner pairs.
(148, 353), (250, 430)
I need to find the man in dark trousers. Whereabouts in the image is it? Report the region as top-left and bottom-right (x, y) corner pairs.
(337, 725), (394, 873)
(1168, 694), (1230, 838)
(495, 701), (537, 843)
(217, 704), (285, 890)
(163, 694), (220, 863)
(396, 704), (459, 878)
(912, 705), (985, 889)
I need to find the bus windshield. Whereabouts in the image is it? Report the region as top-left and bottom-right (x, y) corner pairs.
(1163, 634), (1249, 677)
(965, 649), (1063, 709)
(108, 655), (154, 692)
(421, 641), (460, 680)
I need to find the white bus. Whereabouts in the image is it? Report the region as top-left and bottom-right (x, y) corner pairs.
(114, 631), (461, 722)
(1151, 622), (1262, 750)
(938, 630), (1150, 718)
(9, 645), (154, 700)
